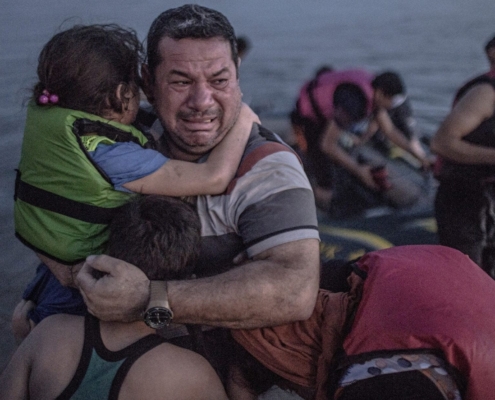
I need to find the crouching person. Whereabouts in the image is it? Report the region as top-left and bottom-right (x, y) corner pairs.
(227, 245), (495, 400)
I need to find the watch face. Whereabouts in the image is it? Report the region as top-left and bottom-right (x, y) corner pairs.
(144, 307), (173, 329)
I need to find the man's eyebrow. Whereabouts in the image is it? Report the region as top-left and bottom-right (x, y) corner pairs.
(168, 67), (230, 79)
(169, 70), (190, 78)
(212, 67), (229, 77)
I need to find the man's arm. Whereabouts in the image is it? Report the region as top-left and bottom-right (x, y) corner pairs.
(431, 83), (495, 164)
(373, 108), (430, 168)
(320, 120), (379, 190)
(77, 238), (320, 328)
(168, 238), (320, 328)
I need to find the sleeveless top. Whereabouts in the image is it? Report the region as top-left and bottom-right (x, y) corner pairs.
(435, 77), (495, 183)
(56, 315), (166, 400)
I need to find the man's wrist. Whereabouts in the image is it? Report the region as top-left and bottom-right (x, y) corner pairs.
(143, 281), (174, 329)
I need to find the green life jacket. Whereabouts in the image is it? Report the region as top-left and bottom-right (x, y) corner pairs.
(14, 103), (151, 264)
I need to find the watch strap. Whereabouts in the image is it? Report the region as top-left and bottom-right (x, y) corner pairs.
(148, 281), (173, 316)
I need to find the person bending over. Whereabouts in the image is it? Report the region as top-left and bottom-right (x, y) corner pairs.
(227, 245), (495, 400)
(290, 68), (429, 214)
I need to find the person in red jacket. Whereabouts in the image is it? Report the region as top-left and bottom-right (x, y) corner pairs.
(227, 245), (495, 400)
(290, 68), (429, 215)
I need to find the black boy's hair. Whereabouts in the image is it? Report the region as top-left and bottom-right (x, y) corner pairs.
(107, 195), (201, 281)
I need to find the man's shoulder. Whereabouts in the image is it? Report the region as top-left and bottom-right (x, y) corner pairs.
(454, 74), (495, 104)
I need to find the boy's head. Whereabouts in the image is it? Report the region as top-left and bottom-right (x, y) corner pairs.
(35, 24), (143, 119)
(107, 195), (201, 281)
(371, 71), (405, 109)
(333, 83), (368, 129)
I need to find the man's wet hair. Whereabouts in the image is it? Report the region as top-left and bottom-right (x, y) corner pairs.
(372, 71), (405, 97)
(146, 4), (239, 80)
(485, 35), (495, 53)
(34, 24), (143, 117)
(107, 195), (201, 281)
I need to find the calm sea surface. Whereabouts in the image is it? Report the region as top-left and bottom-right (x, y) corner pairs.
(0, 0), (494, 369)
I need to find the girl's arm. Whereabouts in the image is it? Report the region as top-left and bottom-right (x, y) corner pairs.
(124, 103), (259, 196)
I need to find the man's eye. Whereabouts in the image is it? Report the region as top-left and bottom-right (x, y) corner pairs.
(172, 80), (190, 86)
(212, 79), (229, 87)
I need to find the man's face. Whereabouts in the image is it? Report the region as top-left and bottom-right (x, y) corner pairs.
(373, 89), (392, 110)
(145, 37), (242, 160)
(486, 47), (495, 71)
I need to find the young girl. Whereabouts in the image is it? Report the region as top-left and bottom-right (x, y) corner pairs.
(12, 23), (257, 341)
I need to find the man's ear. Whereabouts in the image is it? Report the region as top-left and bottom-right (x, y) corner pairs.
(141, 64), (154, 104)
(236, 57), (241, 80)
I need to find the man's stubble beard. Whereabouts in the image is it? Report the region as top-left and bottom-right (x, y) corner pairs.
(159, 99), (242, 161)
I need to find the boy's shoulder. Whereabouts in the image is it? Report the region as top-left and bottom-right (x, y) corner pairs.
(121, 342), (228, 400)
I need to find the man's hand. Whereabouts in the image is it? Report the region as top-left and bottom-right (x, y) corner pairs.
(76, 255), (150, 322)
(357, 164), (380, 190)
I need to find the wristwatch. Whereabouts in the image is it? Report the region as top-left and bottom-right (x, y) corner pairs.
(143, 281), (174, 329)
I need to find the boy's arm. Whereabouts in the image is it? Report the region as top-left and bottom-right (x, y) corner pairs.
(374, 108), (429, 168)
(123, 103), (258, 196)
(0, 335), (33, 400)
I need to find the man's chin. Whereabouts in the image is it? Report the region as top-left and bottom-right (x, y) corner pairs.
(174, 138), (222, 158)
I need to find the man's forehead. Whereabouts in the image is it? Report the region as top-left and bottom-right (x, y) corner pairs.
(158, 37), (233, 65)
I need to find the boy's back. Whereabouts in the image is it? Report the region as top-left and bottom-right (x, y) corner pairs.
(0, 314), (228, 400)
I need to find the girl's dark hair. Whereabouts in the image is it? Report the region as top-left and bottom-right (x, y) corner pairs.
(107, 195), (201, 281)
(34, 24), (143, 116)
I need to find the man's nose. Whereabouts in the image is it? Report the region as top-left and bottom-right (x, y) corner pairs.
(187, 82), (215, 111)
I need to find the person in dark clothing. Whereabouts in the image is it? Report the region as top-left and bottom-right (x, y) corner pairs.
(431, 75), (495, 277)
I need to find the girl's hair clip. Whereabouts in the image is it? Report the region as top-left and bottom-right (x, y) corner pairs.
(38, 89), (59, 105)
